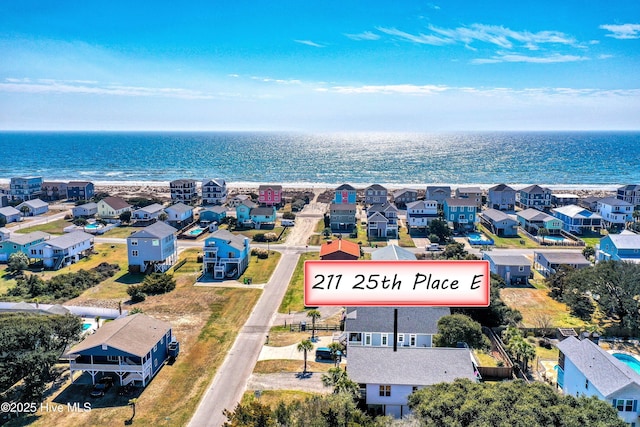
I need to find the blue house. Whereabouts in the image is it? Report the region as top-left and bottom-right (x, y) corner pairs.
(250, 206), (277, 228)
(199, 206), (227, 225)
(551, 204), (603, 235)
(597, 230), (640, 263)
(67, 314), (176, 387)
(236, 200), (258, 225)
(443, 198), (477, 231)
(127, 222), (178, 273)
(66, 181), (95, 201)
(203, 229), (250, 279)
(334, 184), (357, 204)
(0, 231), (49, 262)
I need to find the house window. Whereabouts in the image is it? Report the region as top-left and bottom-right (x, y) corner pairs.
(379, 385), (391, 397)
(585, 379), (589, 390)
(397, 334), (404, 345)
(381, 334), (388, 346)
(412, 386), (419, 392)
(130, 240), (138, 246)
(410, 334), (416, 347)
(107, 355), (118, 362)
(519, 266), (525, 272)
(152, 239), (159, 246)
(364, 333), (372, 346)
(102, 344), (108, 351)
(132, 250), (138, 257)
(153, 344), (157, 352)
(614, 399), (636, 412)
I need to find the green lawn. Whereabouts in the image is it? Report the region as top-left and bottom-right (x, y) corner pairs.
(279, 252), (319, 313)
(0, 265), (18, 295)
(16, 218), (72, 235)
(239, 252), (282, 284)
(101, 225), (138, 238)
(501, 288), (589, 328)
(234, 226), (290, 244)
(315, 218), (326, 233)
(479, 224), (539, 249)
(398, 227), (416, 247)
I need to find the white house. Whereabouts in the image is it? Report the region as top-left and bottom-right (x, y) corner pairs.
(132, 203), (165, 222)
(127, 222), (178, 273)
(16, 198), (49, 217)
(170, 179), (198, 205)
(406, 200), (438, 230)
(202, 178), (227, 205)
(557, 336), (640, 425)
(0, 206), (21, 224)
(0, 227), (10, 242)
(165, 202), (194, 228)
(97, 196), (132, 219)
(72, 202), (98, 218)
(597, 197), (634, 228)
(29, 231), (94, 270)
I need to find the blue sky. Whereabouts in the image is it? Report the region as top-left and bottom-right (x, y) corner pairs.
(1, 1), (639, 131)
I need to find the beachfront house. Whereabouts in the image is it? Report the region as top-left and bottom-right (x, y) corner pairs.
(9, 176), (43, 201)
(249, 206), (277, 229)
(334, 184), (357, 204)
(97, 196), (132, 220)
(0, 206), (22, 224)
(579, 196), (603, 212)
(170, 179), (198, 205)
(426, 186), (451, 208)
(29, 231), (94, 270)
(319, 239), (360, 261)
(127, 222), (178, 273)
(405, 200), (438, 230)
(258, 184), (282, 207)
(552, 194), (579, 207)
(517, 208), (562, 235)
(597, 197), (634, 229)
(72, 202), (98, 218)
(516, 185), (552, 210)
(199, 206), (226, 226)
(596, 230), (640, 263)
(479, 209), (518, 236)
(0, 231), (49, 262)
(132, 203), (165, 223)
(487, 184), (516, 211)
(236, 200), (258, 226)
(67, 313), (176, 387)
(202, 229), (250, 279)
(365, 184), (388, 205)
(66, 181), (95, 201)
(482, 253), (531, 285)
(329, 203), (357, 232)
(16, 199), (49, 217)
(556, 336), (640, 425)
(366, 202), (398, 238)
(392, 189), (417, 208)
(41, 181), (68, 201)
(165, 203), (194, 228)
(202, 178), (227, 205)
(455, 187), (483, 209)
(551, 205), (603, 235)
(533, 251), (590, 277)
(617, 184), (640, 209)
(443, 198), (477, 231)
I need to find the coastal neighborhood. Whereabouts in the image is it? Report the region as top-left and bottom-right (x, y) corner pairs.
(1, 175), (640, 426)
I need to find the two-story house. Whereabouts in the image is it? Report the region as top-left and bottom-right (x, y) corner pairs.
(479, 209), (518, 236)
(597, 197), (634, 229)
(517, 208), (562, 235)
(9, 176), (43, 201)
(392, 189), (417, 208)
(482, 253), (531, 285)
(516, 185), (552, 210)
(127, 222), (178, 273)
(236, 200), (258, 226)
(426, 186), (451, 208)
(29, 231), (94, 270)
(533, 251), (590, 277)
(97, 196), (132, 220)
(334, 184), (357, 204)
(249, 206), (277, 229)
(551, 205), (603, 235)
(0, 227), (10, 242)
(551, 193), (579, 207)
(405, 200), (438, 230)
(199, 206), (227, 226)
(202, 178), (227, 205)
(164, 203), (194, 228)
(366, 202), (398, 238)
(443, 198), (477, 231)
(365, 184), (388, 205)
(455, 187), (483, 209)
(170, 179), (198, 205)
(487, 184), (516, 211)
(258, 184), (282, 207)
(41, 181), (68, 201)
(617, 184), (640, 209)
(202, 229), (250, 279)
(596, 230), (640, 263)
(0, 231), (49, 262)
(66, 181), (95, 201)
(330, 203), (357, 232)
(132, 203), (165, 223)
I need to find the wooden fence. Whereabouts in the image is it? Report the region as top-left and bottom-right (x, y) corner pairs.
(288, 322), (341, 332)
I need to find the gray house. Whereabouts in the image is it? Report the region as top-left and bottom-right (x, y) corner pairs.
(533, 251), (590, 277)
(366, 202), (398, 238)
(330, 203), (357, 232)
(0, 206), (21, 224)
(371, 245), (416, 261)
(483, 253), (531, 285)
(517, 185), (552, 210)
(127, 222), (178, 273)
(365, 184), (388, 205)
(16, 198), (49, 216)
(455, 186), (483, 208)
(487, 184), (516, 211)
(132, 203), (165, 223)
(72, 202), (98, 218)
(392, 189), (417, 208)
(426, 186), (451, 207)
(480, 209), (518, 237)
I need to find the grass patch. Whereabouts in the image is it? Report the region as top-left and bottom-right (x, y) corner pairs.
(101, 225), (138, 238)
(171, 248), (202, 274)
(278, 252), (319, 313)
(254, 359), (334, 374)
(500, 288), (588, 328)
(0, 265), (18, 295)
(474, 350), (499, 367)
(535, 343), (559, 361)
(241, 390), (317, 408)
(267, 326), (333, 347)
(16, 218), (71, 235)
(239, 252), (282, 284)
(479, 224), (539, 249)
(314, 219), (326, 233)
(308, 234), (324, 246)
(398, 227), (416, 248)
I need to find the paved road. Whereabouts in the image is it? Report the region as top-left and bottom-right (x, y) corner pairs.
(8, 210), (68, 231)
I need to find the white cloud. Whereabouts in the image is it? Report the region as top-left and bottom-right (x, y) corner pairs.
(325, 84), (450, 95)
(427, 24), (577, 49)
(472, 53), (589, 64)
(598, 54), (614, 60)
(376, 27), (452, 45)
(344, 31), (381, 41)
(600, 23), (640, 39)
(294, 39), (325, 48)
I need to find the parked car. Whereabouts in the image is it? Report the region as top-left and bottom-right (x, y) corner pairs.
(90, 376), (114, 398)
(426, 243), (440, 251)
(315, 347), (343, 361)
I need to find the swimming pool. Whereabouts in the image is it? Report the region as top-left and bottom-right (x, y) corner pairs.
(84, 223), (101, 230)
(82, 323), (92, 331)
(612, 352), (640, 375)
(542, 235), (568, 242)
(187, 227), (205, 236)
(467, 232), (494, 245)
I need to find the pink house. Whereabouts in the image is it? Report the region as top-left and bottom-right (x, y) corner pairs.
(258, 185), (283, 207)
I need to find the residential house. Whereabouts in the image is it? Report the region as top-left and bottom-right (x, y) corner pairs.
(227, 194), (252, 208)
(334, 184), (357, 204)
(132, 203), (165, 223)
(443, 198), (477, 231)
(236, 200), (258, 225)
(426, 186), (451, 208)
(617, 184), (640, 208)
(0, 195), (7, 208)
(249, 206), (277, 229)
(127, 222), (178, 273)
(0, 231), (49, 262)
(41, 181), (68, 201)
(67, 313), (176, 387)
(319, 239), (360, 260)
(479, 209), (518, 236)
(487, 184), (516, 211)
(165, 203), (194, 228)
(597, 197), (634, 229)
(257, 184), (282, 207)
(329, 203), (357, 232)
(202, 178), (228, 205)
(202, 229), (250, 279)
(29, 231), (94, 270)
(16, 199), (49, 217)
(0, 227), (9, 242)
(533, 251), (590, 277)
(9, 176), (43, 201)
(0, 206), (22, 224)
(199, 206), (226, 226)
(455, 186), (483, 208)
(392, 189), (417, 208)
(365, 184), (388, 205)
(517, 208), (563, 235)
(579, 196), (603, 212)
(482, 253), (531, 285)
(596, 230), (640, 263)
(516, 185), (552, 210)
(551, 205), (603, 234)
(66, 181), (95, 201)
(556, 336), (640, 425)
(366, 202), (398, 238)
(371, 245), (417, 261)
(170, 179), (198, 205)
(72, 202), (98, 218)
(552, 193), (579, 207)
(97, 196), (132, 219)
(405, 200), (438, 230)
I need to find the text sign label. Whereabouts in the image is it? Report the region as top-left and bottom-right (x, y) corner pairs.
(304, 260), (490, 307)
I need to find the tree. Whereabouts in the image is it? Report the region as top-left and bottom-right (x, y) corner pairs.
(223, 401), (275, 427)
(439, 242), (473, 260)
(119, 210), (132, 223)
(434, 314), (489, 349)
(283, 211), (296, 220)
(19, 205), (31, 217)
(158, 212), (168, 222)
(7, 252), (29, 274)
(546, 264), (575, 300)
(455, 274), (522, 327)
(322, 227), (331, 238)
(428, 233), (440, 244)
(537, 226), (549, 244)
(428, 218), (451, 243)
(327, 342), (344, 367)
(297, 339), (314, 374)
(582, 245), (595, 259)
(321, 367), (359, 397)
(307, 309), (321, 341)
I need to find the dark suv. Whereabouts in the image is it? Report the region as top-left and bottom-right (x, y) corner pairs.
(90, 376), (114, 398)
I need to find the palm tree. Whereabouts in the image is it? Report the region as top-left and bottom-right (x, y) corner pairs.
(327, 342), (345, 367)
(538, 227), (549, 244)
(307, 309), (321, 341)
(19, 205), (30, 218)
(158, 212), (168, 222)
(297, 339), (314, 374)
(321, 367), (359, 396)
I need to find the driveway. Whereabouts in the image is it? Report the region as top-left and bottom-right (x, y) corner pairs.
(258, 336), (335, 361)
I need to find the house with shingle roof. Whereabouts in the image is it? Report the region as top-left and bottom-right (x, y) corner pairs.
(516, 184), (552, 210)
(597, 230), (640, 263)
(236, 200), (258, 225)
(443, 198), (477, 231)
(406, 200), (438, 230)
(617, 184), (640, 209)
(132, 203), (165, 222)
(597, 197), (634, 229)
(517, 208), (562, 235)
(365, 184), (388, 205)
(97, 196), (132, 219)
(249, 206), (277, 229)
(480, 209), (518, 236)
(72, 202), (98, 218)
(199, 205), (227, 226)
(257, 184), (282, 207)
(16, 198), (49, 216)
(330, 203), (357, 232)
(426, 186), (451, 208)
(203, 229), (250, 279)
(392, 188), (417, 208)
(165, 202), (194, 228)
(371, 245), (416, 261)
(487, 183), (516, 211)
(455, 186), (483, 208)
(334, 184), (357, 204)
(533, 250), (590, 277)
(170, 179), (198, 205)
(41, 181), (68, 201)
(319, 239), (360, 260)
(202, 178), (228, 205)
(67, 313), (175, 387)
(482, 253), (531, 285)
(66, 181), (95, 201)
(0, 231), (49, 262)
(0, 206), (21, 224)
(127, 222), (178, 273)
(556, 336), (640, 425)
(0, 227), (10, 242)
(366, 202), (398, 238)
(28, 231), (94, 270)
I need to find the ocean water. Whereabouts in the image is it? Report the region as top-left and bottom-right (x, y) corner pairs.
(0, 131), (638, 187)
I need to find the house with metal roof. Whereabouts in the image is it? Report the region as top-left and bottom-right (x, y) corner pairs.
(365, 184), (388, 205)
(28, 231), (94, 270)
(67, 313), (176, 387)
(556, 336), (640, 425)
(0, 206), (21, 224)
(371, 245), (416, 261)
(597, 197), (634, 229)
(0, 231), (50, 262)
(479, 209), (519, 236)
(16, 198), (49, 216)
(406, 200), (438, 230)
(319, 239), (360, 260)
(202, 229), (250, 279)
(487, 184), (516, 211)
(127, 222), (178, 273)
(533, 250), (590, 277)
(551, 204), (603, 234)
(482, 253), (531, 285)
(597, 230), (640, 263)
(97, 196), (132, 219)
(165, 202), (194, 228)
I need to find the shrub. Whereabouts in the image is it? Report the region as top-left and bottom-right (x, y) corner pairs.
(253, 233), (266, 242)
(251, 248), (269, 259)
(264, 232), (278, 242)
(127, 286), (146, 303)
(283, 212), (296, 220)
